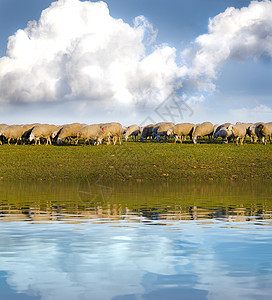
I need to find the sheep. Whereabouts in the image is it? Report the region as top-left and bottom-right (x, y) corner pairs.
(213, 123), (232, 143)
(156, 123), (175, 142)
(247, 125), (258, 143)
(0, 125), (24, 145)
(225, 123), (249, 145)
(124, 125), (141, 142)
(76, 124), (101, 145)
(214, 128), (232, 143)
(213, 124), (219, 136)
(56, 123), (87, 144)
(97, 123), (123, 145)
(51, 125), (65, 141)
(21, 123), (40, 144)
(29, 124), (58, 145)
(140, 124), (154, 142)
(152, 122), (168, 139)
(0, 124), (8, 144)
(255, 122), (272, 145)
(167, 123), (195, 143)
(192, 122), (214, 144)
(213, 123), (231, 139)
(122, 126), (128, 135)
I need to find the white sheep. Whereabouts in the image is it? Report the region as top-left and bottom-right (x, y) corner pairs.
(255, 122), (272, 145)
(167, 123), (195, 143)
(97, 123), (123, 145)
(226, 123), (250, 145)
(213, 123), (231, 139)
(0, 124), (8, 145)
(247, 125), (258, 143)
(0, 125), (24, 145)
(124, 125), (141, 142)
(76, 124), (101, 145)
(57, 123), (87, 144)
(152, 122), (168, 139)
(192, 122), (213, 144)
(29, 124), (58, 145)
(156, 123), (175, 142)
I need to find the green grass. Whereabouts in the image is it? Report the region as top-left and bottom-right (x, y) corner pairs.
(0, 141), (271, 182)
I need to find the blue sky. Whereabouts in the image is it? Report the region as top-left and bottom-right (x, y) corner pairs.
(0, 0), (271, 125)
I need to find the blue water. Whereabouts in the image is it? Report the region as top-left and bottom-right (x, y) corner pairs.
(0, 181), (272, 300)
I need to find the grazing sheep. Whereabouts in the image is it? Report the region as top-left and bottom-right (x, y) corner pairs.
(21, 123), (40, 144)
(124, 125), (141, 142)
(152, 122), (168, 139)
(212, 124), (219, 137)
(140, 124), (154, 142)
(214, 128), (232, 143)
(167, 123), (195, 143)
(226, 123), (250, 145)
(156, 123), (175, 142)
(255, 122), (272, 145)
(192, 122), (213, 144)
(51, 125), (65, 141)
(57, 123), (87, 144)
(29, 124), (58, 145)
(247, 125), (258, 143)
(213, 123), (232, 143)
(97, 123), (123, 145)
(0, 124), (8, 144)
(76, 124), (101, 145)
(213, 123), (231, 139)
(122, 126), (128, 135)
(1, 125), (24, 145)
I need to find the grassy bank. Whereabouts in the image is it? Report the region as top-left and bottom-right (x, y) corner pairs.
(0, 142), (271, 182)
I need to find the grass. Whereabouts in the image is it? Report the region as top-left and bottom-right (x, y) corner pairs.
(0, 140), (271, 182)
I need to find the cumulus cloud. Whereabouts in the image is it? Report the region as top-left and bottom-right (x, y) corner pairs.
(0, 0), (182, 109)
(0, 0), (272, 122)
(183, 0), (272, 92)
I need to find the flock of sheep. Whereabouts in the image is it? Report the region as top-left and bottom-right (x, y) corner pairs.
(0, 121), (271, 146)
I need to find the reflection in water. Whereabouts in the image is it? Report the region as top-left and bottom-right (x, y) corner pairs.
(0, 180), (272, 300)
(1, 180), (272, 223)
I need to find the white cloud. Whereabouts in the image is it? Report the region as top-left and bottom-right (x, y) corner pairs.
(0, 0), (181, 110)
(230, 104), (272, 122)
(0, 0), (272, 123)
(183, 0), (272, 92)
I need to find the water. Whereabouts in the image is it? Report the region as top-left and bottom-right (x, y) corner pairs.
(0, 180), (272, 300)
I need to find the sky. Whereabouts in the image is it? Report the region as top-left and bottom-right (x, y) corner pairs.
(0, 0), (272, 125)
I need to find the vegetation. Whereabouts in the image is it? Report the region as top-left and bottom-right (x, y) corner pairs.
(0, 139), (271, 182)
